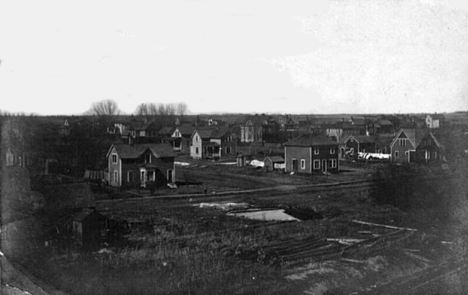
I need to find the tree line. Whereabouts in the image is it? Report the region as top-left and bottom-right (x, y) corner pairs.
(85, 99), (188, 116)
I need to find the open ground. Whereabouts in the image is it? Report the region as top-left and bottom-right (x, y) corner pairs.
(11, 155), (466, 295)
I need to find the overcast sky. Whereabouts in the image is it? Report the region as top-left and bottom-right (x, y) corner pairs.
(1, 0), (468, 115)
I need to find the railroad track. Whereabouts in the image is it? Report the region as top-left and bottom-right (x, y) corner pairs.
(96, 178), (377, 209)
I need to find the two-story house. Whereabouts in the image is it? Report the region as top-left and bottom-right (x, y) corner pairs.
(190, 127), (237, 160)
(284, 134), (339, 174)
(190, 129), (213, 159)
(106, 143), (176, 189)
(240, 116), (265, 143)
(389, 128), (426, 163)
(170, 125), (196, 153)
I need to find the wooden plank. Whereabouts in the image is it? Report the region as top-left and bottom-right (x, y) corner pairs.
(352, 220), (417, 232)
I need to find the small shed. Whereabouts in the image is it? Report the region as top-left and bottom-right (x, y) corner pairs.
(72, 208), (108, 247)
(236, 152), (252, 167)
(264, 156), (285, 171)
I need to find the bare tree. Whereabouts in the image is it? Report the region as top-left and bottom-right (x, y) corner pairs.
(87, 99), (121, 116)
(176, 102), (188, 116)
(164, 103), (176, 116)
(134, 103), (158, 116)
(135, 102), (188, 116)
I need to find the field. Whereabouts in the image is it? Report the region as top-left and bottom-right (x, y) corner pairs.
(16, 158), (468, 295)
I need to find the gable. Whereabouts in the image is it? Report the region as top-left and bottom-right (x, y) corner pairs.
(398, 132), (408, 139)
(171, 128), (182, 137)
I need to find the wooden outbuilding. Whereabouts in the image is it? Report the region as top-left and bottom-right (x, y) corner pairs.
(264, 156), (285, 171)
(72, 208), (108, 247)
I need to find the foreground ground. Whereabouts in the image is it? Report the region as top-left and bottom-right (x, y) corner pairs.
(7, 159), (468, 295)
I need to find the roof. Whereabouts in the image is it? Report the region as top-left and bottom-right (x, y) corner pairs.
(73, 208), (103, 222)
(264, 156), (284, 162)
(418, 132), (444, 148)
(378, 119), (393, 126)
(177, 125), (196, 136)
(194, 128), (214, 139)
(342, 135), (376, 144)
(210, 127), (230, 139)
(109, 143), (176, 159)
(391, 128), (427, 149)
(140, 143), (176, 158)
(350, 116), (366, 125)
(130, 121), (154, 131)
(284, 134), (338, 147)
(112, 144), (141, 159)
(205, 141), (220, 147)
(375, 135), (395, 147)
(159, 127), (174, 136)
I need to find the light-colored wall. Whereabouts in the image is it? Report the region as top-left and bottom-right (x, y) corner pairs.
(190, 132), (203, 159)
(108, 147), (121, 187)
(285, 146), (311, 173)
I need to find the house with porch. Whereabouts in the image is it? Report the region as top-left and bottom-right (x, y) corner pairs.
(284, 134), (339, 174)
(106, 143), (176, 189)
(190, 127), (237, 160)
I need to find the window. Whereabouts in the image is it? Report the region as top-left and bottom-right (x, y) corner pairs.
(114, 171), (118, 183)
(398, 139), (407, 147)
(313, 160), (320, 169)
(395, 151), (399, 159)
(330, 147), (335, 154)
(112, 154), (118, 164)
(196, 147), (199, 154)
(195, 136), (198, 142)
(330, 159), (337, 169)
(145, 154), (151, 163)
(148, 171), (155, 181)
(301, 159), (305, 169)
(314, 147), (319, 155)
(127, 171), (133, 182)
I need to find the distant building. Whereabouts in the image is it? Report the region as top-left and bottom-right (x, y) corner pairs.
(425, 114), (444, 129)
(284, 134), (339, 174)
(240, 116), (265, 143)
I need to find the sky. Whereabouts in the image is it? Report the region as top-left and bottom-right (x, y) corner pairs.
(1, 0), (468, 115)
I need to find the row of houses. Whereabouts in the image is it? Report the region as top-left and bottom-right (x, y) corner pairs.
(1, 114), (451, 191)
(340, 128), (445, 164)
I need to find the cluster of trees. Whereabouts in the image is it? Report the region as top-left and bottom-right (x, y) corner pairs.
(85, 100), (188, 117)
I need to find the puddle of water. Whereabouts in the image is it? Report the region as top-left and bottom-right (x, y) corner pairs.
(228, 209), (300, 222)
